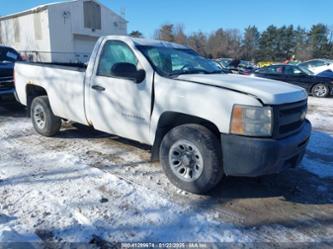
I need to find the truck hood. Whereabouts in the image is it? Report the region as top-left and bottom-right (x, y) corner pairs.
(177, 74), (308, 105)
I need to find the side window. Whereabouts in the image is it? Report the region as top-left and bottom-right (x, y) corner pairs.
(284, 66), (293, 74)
(261, 66), (283, 74)
(97, 41), (138, 77)
(285, 66), (302, 75)
(274, 66), (284, 74)
(259, 67), (274, 73)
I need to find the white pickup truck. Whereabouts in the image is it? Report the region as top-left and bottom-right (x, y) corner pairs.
(15, 36), (311, 194)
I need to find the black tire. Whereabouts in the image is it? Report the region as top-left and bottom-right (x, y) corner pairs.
(160, 124), (223, 194)
(31, 96), (61, 137)
(311, 83), (329, 98)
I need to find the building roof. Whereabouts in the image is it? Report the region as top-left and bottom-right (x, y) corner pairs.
(0, 0), (126, 22)
(0, 0), (74, 21)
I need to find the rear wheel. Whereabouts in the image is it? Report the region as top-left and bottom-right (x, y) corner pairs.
(160, 124), (223, 194)
(31, 96), (61, 137)
(311, 84), (329, 98)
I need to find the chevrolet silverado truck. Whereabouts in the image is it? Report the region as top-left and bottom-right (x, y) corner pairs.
(15, 36), (311, 194)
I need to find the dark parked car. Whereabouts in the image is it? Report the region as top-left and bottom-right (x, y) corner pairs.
(253, 64), (333, 97)
(215, 58), (233, 68)
(0, 45), (22, 106)
(317, 69), (333, 79)
(216, 59), (257, 75)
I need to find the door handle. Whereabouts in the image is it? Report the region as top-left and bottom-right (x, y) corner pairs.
(91, 85), (106, 92)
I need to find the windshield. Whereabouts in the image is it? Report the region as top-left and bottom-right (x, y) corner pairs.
(137, 46), (222, 77)
(299, 65), (314, 75)
(217, 58), (232, 67)
(0, 47), (20, 63)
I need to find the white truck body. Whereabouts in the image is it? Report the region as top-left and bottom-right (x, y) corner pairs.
(14, 36), (311, 193)
(15, 36), (307, 145)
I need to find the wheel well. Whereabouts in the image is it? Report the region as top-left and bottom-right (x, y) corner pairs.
(26, 85), (48, 114)
(151, 112), (221, 161)
(310, 83), (330, 92)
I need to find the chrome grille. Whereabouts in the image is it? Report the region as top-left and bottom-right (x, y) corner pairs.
(0, 78), (14, 90)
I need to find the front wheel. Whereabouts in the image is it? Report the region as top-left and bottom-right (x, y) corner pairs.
(311, 84), (329, 98)
(31, 96), (61, 137)
(160, 124), (223, 194)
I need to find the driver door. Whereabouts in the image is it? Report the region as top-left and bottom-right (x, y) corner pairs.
(87, 40), (152, 144)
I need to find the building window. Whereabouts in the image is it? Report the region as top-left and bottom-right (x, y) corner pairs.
(13, 18), (20, 43)
(34, 13), (42, 40)
(83, 1), (101, 30)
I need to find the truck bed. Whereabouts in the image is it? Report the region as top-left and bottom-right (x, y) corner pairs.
(15, 61), (89, 125)
(17, 61), (87, 72)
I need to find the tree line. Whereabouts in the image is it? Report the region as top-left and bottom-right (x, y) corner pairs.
(129, 24), (333, 62)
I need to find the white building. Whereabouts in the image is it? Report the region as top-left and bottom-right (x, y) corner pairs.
(0, 0), (127, 63)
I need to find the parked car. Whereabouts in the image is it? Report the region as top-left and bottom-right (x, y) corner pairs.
(317, 69), (333, 79)
(211, 60), (230, 74)
(253, 64), (333, 97)
(15, 36), (311, 194)
(215, 58), (233, 68)
(0, 45), (22, 106)
(237, 60), (257, 75)
(299, 59), (333, 75)
(217, 59), (257, 75)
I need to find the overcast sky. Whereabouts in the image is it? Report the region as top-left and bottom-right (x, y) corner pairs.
(1, 0), (333, 37)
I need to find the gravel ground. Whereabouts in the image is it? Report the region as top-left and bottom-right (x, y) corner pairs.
(0, 97), (332, 247)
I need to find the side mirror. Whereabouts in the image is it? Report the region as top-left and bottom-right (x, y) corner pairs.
(111, 62), (146, 83)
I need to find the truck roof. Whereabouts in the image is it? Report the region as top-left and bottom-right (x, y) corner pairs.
(103, 35), (189, 50)
(132, 37), (188, 49)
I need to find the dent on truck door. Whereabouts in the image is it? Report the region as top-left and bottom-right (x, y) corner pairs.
(87, 40), (152, 143)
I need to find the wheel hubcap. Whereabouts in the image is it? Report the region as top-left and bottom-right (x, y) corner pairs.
(314, 85), (328, 97)
(169, 140), (204, 182)
(33, 104), (46, 129)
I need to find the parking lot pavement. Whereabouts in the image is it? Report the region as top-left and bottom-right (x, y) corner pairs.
(0, 97), (332, 244)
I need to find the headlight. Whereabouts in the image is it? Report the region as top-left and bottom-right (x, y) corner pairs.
(230, 105), (273, 137)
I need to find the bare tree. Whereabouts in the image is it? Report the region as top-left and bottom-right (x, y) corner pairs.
(174, 24), (187, 45)
(187, 32), (208, 56)
(129, 30), (144, 38)
(207, 28), (241, 58)
(154, 24), (175, 42)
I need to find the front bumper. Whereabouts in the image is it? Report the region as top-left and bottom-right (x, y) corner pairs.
(221, 120), (311, 177)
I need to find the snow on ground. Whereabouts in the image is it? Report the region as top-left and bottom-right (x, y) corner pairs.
(0, 113), (254, 243)
(307, 96), (333, 132)
(302, 131), (333, 178)
(0, 96), (332, 244)
(303, 97), (333, 178)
